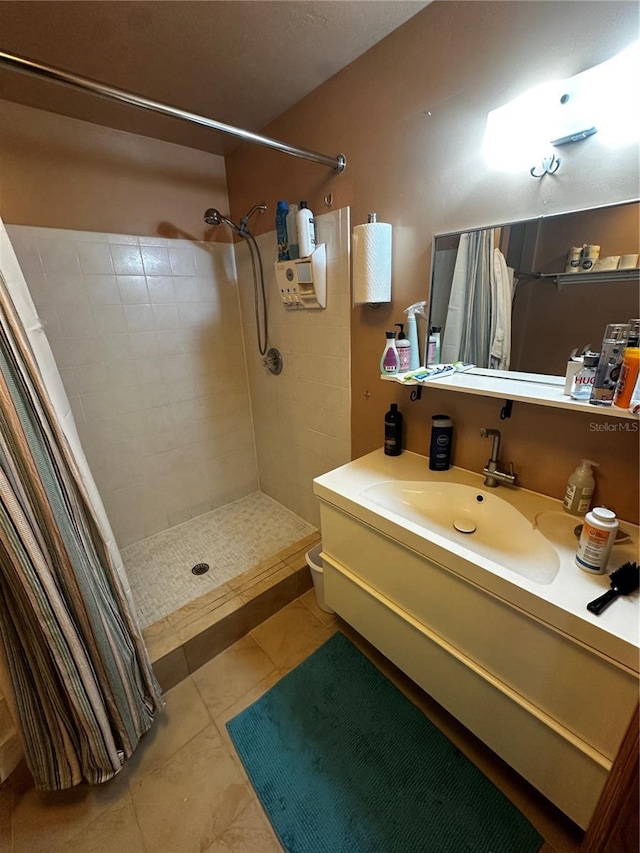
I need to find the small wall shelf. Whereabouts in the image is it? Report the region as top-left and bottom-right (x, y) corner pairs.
(519, 268), (640, 288)
(381, 369), (639, 420)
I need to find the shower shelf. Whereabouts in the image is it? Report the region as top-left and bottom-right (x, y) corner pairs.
(381, 370), (639, 419)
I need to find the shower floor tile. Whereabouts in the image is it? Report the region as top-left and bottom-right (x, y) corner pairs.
(122, 492), (317, 628)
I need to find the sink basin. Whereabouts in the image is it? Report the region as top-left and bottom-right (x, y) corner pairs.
(360, 481), (560, 584)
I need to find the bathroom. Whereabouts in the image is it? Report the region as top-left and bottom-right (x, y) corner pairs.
(0, 1), (638, 850)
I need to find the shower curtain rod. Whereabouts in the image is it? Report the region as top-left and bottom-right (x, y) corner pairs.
(0, 51), (347, 173)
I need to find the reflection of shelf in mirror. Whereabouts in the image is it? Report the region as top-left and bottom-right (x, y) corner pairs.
(381, 370), (639, 419)
(519, 268), (640, 287)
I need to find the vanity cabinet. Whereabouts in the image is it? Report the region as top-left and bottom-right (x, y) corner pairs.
(319, 501), (638, 830)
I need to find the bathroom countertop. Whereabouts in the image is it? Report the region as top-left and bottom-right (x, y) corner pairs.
(314, 449), (640, 673)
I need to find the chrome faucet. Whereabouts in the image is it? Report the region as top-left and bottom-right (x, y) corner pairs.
(479, 428), (517, 487)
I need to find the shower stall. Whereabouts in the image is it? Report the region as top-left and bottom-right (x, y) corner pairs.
(0, 52), (351, 708)
(3, 206), (351, 631)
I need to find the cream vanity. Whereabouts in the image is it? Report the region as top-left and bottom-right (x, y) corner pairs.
(313, 450), (639, 829)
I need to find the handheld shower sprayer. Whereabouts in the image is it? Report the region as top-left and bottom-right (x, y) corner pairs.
(203, 202), (270, 359)
(203, 203), (266, 235)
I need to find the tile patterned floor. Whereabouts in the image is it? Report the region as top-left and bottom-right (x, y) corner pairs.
(122, 492), (316, 627)
(1, 594), (584, 853)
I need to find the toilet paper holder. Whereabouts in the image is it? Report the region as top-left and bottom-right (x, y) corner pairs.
(275, 244), (327, 310)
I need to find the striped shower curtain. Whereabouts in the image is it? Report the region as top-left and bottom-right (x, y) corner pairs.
(0, 275), (163, 790)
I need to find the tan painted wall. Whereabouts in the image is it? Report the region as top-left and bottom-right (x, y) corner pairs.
(0, 99), (229, 241)
(226, 0), (640, 522)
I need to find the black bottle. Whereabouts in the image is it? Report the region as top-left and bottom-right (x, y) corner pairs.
(384, 403), (403, 456)
(429, 414), (452, 470)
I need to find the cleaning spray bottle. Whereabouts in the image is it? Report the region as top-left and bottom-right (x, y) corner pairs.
(563, 459), (599, 516)
(404, 301), (427, 370)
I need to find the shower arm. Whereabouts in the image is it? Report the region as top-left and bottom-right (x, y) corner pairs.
(0, 50), (347, 173)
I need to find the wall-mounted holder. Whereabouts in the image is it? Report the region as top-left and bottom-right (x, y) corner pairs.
(275, 244), (326, 309)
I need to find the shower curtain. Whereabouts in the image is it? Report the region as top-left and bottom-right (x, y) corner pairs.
(441, 229), (513, 368)
(0, 222), (162, 790)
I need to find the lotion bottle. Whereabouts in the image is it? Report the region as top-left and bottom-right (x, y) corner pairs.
(297, 201), (317, 257)
(563, 459), (598, 516)
(575, 507), (618, 574)
(394, 323), (411, 372)
(380, 331), (399, 375)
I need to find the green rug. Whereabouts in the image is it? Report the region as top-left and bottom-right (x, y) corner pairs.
(227, 632), (543, 853)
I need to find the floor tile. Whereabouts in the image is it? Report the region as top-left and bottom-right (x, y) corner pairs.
(193, 635), (277, 720)
(123, 492), (316, 627)
(206, 798), (282, 852)
(58, 794), (145, 853)
(131, 724), (252, 853)
(249, 600), (336, 671)
(11, 769), (130, 853)
(125, 676), (211, 787)
(299, 587), (337, 626)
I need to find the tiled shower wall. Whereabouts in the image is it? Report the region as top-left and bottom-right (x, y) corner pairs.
(235, 208), (351, 527)
(7, 226), (257, 547)
(7, 209), (351, 546)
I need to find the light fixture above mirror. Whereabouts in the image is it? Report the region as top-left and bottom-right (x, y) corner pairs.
(483, 39), (640, 177)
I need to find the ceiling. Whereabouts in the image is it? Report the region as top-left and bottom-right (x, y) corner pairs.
(0, 1), (430, 156)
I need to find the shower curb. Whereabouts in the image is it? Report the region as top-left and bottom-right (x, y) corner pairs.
(142, 532), (319, 691)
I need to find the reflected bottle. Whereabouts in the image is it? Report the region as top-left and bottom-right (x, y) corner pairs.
(589, 324), (630, 406)
(570, 352), (599, 400)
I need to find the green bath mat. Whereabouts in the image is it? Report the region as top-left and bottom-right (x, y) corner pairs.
(226, 632), (543, 853)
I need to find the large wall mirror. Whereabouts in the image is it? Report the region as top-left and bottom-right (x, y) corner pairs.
(428, 200), (640, 377)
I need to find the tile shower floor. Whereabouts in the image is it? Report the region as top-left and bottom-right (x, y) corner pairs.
(122, 492), (317, 628)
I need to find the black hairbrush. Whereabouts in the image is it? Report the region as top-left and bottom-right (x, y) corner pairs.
(587, 562), (640, 616)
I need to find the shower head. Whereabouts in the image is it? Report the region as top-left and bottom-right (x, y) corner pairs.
(204, 208), (236, 229)
(204, 204), (267, 236)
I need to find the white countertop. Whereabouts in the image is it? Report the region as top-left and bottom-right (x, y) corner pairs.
(314, 449), (640, 673)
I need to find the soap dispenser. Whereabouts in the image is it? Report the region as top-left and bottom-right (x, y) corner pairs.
(563, 459), (598, 516)
(394, 324), (411, 372)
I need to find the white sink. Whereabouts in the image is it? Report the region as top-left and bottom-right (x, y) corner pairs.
(361, 480), (560, 584)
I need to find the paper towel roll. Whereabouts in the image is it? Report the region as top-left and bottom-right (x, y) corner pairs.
(352, 221), (392, 304)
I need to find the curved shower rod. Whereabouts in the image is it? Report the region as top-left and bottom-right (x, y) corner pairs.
(0, 50), (347, 173)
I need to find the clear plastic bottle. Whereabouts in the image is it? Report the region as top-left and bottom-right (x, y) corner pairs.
(589, 323), (630, 406)
(563, 459), (598, 516)
(575, 507), (618, 574)
(380, 331), (399, 375)
(286, 203), (300, 260)
(570, 352), (599, 400)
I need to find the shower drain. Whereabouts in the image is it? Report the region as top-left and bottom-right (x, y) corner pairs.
(191, 562), (210, 576)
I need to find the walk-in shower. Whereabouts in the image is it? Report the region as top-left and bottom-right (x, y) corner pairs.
(205, 204), (283, 374)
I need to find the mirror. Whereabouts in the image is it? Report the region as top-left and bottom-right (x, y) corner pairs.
(428, 200), (640, 376)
